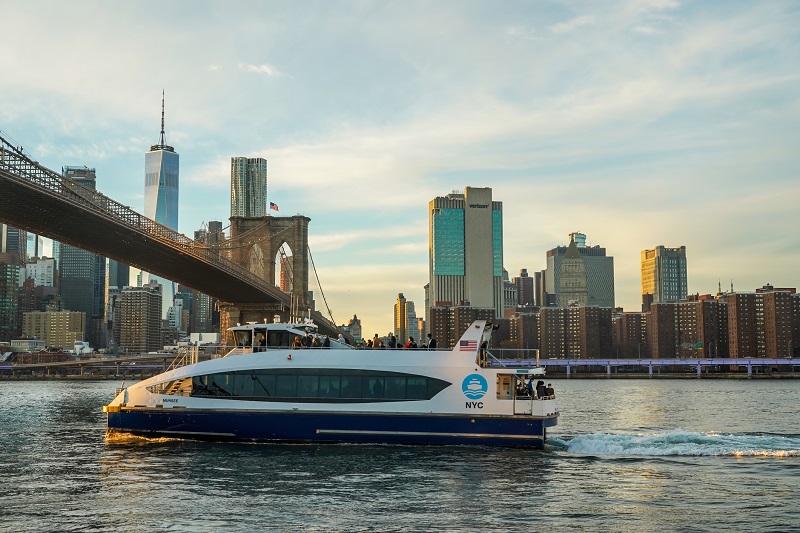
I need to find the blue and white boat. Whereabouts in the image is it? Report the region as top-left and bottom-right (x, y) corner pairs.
(104, 318), (558, 447)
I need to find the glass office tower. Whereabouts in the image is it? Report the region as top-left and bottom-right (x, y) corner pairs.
(428, 186), (503, 319)
(144, 92), (179, 318)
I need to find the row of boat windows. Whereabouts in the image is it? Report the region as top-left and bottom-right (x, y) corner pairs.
(149, 370), (451, 403)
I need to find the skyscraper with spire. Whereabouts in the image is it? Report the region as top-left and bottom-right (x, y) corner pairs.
(145, 91), (179, 230)
(144, 91), (179, 318)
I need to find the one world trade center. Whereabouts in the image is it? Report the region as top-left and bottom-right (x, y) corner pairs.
(144, 91), (179, 318)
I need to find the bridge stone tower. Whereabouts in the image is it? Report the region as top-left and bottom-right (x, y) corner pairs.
(219, 215), (311, 335)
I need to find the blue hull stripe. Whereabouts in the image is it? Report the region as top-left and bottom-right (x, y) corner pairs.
(108, 409), (556, 448)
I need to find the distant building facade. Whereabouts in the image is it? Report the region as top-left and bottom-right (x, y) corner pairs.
(0, 253), (22, 341)
(428, 187), (503, 329)
(641, 245), (688, 309)
(429, 304), (495, 350)
(544, 232), (615, 308)
(513, 268), (535, 306)
(25, 256), (57, 288)
(59, 166), (107, 348)
(22, 310), (85, 349)
(231, 157), (268, 217)
(117, 282), (163, 353)
(394, 293), (420, 345)
(0, 224), (27, 264)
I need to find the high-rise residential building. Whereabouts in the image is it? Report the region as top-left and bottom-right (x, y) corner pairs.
(231, 157), (268, 217)
(407, 301), (419, 345)
(0, 224), (27, 265)
(394, 293), (409, 344)
(167, 298), (185, 334)
(428, 187), (503, 323)
(429, 304), (495, 350)
(22, 310), (85, 349)
(544, 232), (615, 308)
(0, 253), (22, 342)
(394, 294), (420, 345)
(612, 312), (648, 358)
(118, 281), (163, 353)
(762, 290), (794, 358)
(513, 268), (535, 307)
(24, 256), (57, 288)
(641, 245), (688, 309)
(58, 166), (107, 348)
(144, 92), (179, 318)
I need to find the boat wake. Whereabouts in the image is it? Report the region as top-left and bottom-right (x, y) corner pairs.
(104, 430), (184, 444)
(552, 429), (800, 457)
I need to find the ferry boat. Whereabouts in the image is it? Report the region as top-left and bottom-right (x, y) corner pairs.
(103, 318), (558, 447)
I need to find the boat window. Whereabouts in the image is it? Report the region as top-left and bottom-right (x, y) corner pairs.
(319, 375), (340, 398)
(267, 331), (292, 348)
(186, 369), (450, 403)
(407, 377), (428, 400)
(275, 375), (297, 398)
(365, 377), (385, 398)
(233, 373), (254, 397)
(253, 373), (275, 397)
(340, 375), (362, 399)
(235, 331), (251, 347)
(384, 377), (406, 400)
(297, 375), (319, 398)
(147, 378), (192, 396)
(211, 373), (233, 396)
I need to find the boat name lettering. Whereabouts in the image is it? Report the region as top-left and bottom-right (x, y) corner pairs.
(468, 203), (488, 209)
(465, 401), (484, 409)
(161, 398), (178, 403)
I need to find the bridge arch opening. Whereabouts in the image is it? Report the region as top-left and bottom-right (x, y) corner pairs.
(274, 242), (294, 293)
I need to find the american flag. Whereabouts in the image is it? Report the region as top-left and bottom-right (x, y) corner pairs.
(460, 340), (478, 351)
(269, 202), (279, 212)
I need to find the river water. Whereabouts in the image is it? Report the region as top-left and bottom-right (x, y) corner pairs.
(1, 378), (798, 532)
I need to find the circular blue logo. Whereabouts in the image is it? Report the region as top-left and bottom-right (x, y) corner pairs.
(462, 374), (488, 399)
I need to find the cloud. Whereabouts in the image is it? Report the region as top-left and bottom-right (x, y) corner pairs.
(550, 15), (596, 34)
(239, 63), (282, 76)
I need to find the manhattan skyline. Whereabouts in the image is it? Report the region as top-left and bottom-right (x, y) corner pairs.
(1, 1), (798, 337)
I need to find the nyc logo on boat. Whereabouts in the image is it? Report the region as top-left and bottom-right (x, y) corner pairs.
(462, 374), (487, 399)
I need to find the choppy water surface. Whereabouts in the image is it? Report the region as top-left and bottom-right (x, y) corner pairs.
(1, 379), (798, 532)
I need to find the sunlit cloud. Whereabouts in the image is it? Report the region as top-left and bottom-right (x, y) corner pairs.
(239, 63), (282, 76)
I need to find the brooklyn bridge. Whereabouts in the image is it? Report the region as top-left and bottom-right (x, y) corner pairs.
(0, 132), (345, 338)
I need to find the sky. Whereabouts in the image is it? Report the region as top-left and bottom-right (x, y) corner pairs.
(1, 0), (799, 338)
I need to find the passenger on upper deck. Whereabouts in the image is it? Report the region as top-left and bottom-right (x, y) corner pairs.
(536, 380), (546, 399)
(426, 333), (437, 350)
(292, 336), (304, 349)
(546, 383), (555, 398)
